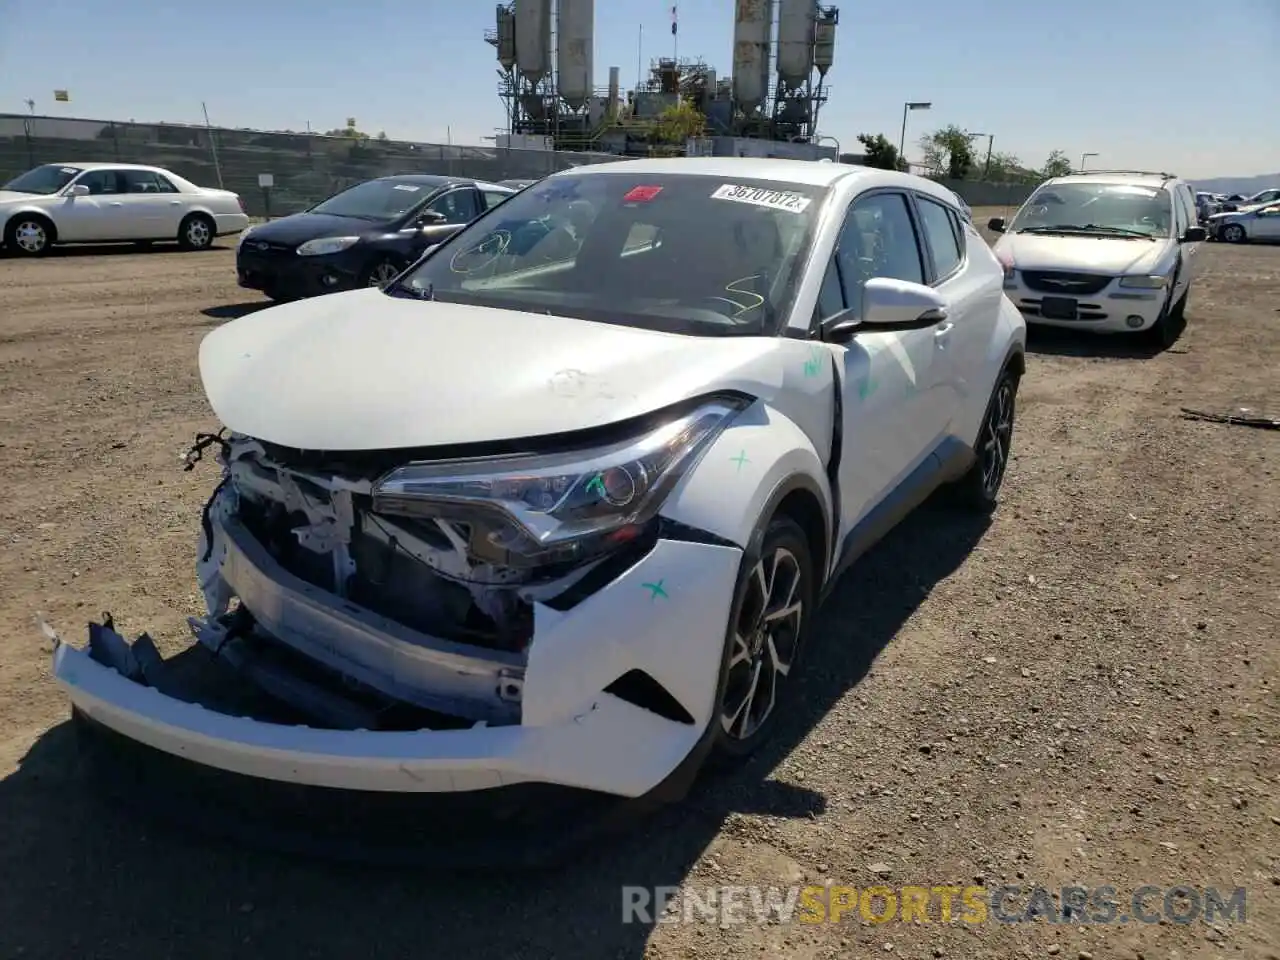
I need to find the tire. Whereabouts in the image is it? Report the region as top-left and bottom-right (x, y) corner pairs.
(178, 213), (215, 251)
(4, 215), (55, 257)
(362, 258), (403, 288)
(1143, 284), (1185, 350)
(951, 367), (1019, 511)
(709, 514), (815, 767)
(1221, 223), (1246, 244)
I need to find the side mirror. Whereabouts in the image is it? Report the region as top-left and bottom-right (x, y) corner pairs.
(987, 217), (1006, 233)
(68, 184), (90, 197)
(416, 209), (447, 226)
(1181, 226), (1207, 242)
(818, 278), (949, 341)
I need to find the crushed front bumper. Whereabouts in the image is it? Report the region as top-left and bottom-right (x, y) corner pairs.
(51, 536), (742, 798)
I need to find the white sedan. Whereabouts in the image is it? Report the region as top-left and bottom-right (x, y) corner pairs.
(48, 158), (1025, 848)
(0, 162), (248, 255)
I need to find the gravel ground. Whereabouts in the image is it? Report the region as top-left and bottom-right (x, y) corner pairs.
(0, 216), (1276, 960)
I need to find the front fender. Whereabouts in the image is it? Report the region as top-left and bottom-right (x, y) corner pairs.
(660, 399), (832, 557)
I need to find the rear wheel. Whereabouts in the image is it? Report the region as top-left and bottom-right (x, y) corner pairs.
(710, 515), (814, 766)
(4, 215), (54, 256)
(178, 214), (215, 251)
(951, 368), (1018, 511)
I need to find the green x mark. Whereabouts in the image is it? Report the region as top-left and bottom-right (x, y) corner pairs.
(585, 473), (607, 497)
(642, 580), (669, 600)
(730, 450), (750, 473)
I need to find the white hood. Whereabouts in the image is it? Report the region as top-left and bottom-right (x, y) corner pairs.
(198, 289), (790, 451)
(0, 190), (37, 205)
(994, 233), (1171, 275)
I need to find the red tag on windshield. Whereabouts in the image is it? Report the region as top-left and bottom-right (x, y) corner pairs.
(622, 185), (663, 203)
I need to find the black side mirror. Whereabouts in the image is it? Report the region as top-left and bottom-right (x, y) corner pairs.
(416, 209), (447, 226)
(1181, 226), (1207, 243)
(818, 309), (861, 343)
(987, 217), (1006, 233)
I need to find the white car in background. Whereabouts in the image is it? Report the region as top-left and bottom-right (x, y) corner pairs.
(988, 170), (1206, 348)
(0, 162), (248, 256)
(1206, 201), (1280, 244)
(49, 158), (1025, 849)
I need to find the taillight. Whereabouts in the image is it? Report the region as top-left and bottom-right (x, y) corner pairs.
(237, 196), (246, 213)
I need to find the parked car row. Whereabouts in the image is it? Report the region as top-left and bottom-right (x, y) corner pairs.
(50, 157), (1030, 848)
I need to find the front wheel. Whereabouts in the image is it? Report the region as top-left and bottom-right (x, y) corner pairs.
(711, 515), (814, 766)
(951, 369), (1018, 511)
(1221, 223), (1247, 244)
(363, 258), (403, 288)
(4, 216), (54, 256)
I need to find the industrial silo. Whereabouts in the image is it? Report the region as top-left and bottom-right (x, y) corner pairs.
(556, 0), (594, 109)
(514, 0), (552, 83)
(732, 0), (773, 113)
(495, 5), (516, 72)
(814, 6), (838, 76)
(776, 0), (817, 91)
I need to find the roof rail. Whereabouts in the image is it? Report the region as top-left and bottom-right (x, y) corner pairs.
(1071, 168), (1177, 180)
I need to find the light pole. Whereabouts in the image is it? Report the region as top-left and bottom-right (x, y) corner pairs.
(1080, 151), (1098, 172)
(968, 131), (995, 179)
(24, 98), (34, 115)
(813, 133), (840, 159)
(898, 101), (931, 170)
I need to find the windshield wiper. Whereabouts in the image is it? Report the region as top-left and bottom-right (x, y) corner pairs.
(1017, 224), (1154, 239)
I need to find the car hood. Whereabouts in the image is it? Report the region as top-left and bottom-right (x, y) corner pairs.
(994, 232), (1169, 274)
(244, 212), (387, 246)
(198, 289), (791, 451)
(0, 190), (42, 205)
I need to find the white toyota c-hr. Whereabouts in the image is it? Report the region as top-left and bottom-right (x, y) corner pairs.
(49, 158), (1025, 846)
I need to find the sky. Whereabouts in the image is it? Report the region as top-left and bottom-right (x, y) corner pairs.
(1, 0), (1277, 179)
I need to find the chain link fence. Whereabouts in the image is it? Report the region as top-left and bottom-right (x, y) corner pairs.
(0, 114), (623, 217)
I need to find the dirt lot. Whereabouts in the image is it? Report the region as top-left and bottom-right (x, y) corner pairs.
(0, 214), (1276, 960)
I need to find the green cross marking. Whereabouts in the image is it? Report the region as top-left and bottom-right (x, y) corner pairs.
(642, 580), (669, 600)
(585, 473), (607, 497)
(803, 346), (824, 377)
(730, 450), (750, 473)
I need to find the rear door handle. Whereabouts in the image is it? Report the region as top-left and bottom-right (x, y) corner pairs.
(108, 201), (124, 207)
(934, 321), (954, 337)
(170, 200), (181, 206)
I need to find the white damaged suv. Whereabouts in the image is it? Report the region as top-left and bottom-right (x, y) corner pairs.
(48, 158), (1025, 853)
(989, 170), (1205, 348)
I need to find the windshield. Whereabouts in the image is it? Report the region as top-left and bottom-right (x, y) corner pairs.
(309, 179), (437, 220)
(391, 172), (828, 337)
(1008, 182), (1174, 238)
(3, 164), (82, 195)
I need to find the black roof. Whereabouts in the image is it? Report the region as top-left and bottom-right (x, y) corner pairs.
(373, 174), (467, 187)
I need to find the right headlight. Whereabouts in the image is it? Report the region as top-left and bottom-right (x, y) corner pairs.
(371, 395), (749, 567)
(296, 236), (361, 256)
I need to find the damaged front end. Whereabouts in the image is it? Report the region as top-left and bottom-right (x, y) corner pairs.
(53, 395), (749, 764)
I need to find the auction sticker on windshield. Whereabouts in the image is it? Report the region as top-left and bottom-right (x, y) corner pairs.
(711, 184), (812, 213)
(392, 184), (421, 192)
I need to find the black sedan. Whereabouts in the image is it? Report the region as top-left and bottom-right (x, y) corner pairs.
(235, 174), (515, 300)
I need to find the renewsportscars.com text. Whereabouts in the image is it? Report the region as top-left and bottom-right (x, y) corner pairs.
(621, 884), (1247, 927)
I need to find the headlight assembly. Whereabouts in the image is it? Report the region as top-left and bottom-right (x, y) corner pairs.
(296, 236), (361, 256)
(371, 395), (749, 567)
(1118, 274), (1168, 289)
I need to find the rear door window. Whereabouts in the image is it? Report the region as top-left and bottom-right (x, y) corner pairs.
(914, 195), (964, 281)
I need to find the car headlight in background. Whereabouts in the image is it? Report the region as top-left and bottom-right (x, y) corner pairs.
(371, 395), (749, 568)
(1118, 274), (1169, 289)
(296, 236), (361, 256)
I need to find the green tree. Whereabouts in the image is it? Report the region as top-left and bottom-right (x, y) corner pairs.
(856, 133), (904, 171)
(654, 99), (705, 144)
(324, 118), (370, 140)
(918, 126), (975, 180)
(982, 151), (1025, 182)
(1041, 149), (1073, 179)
